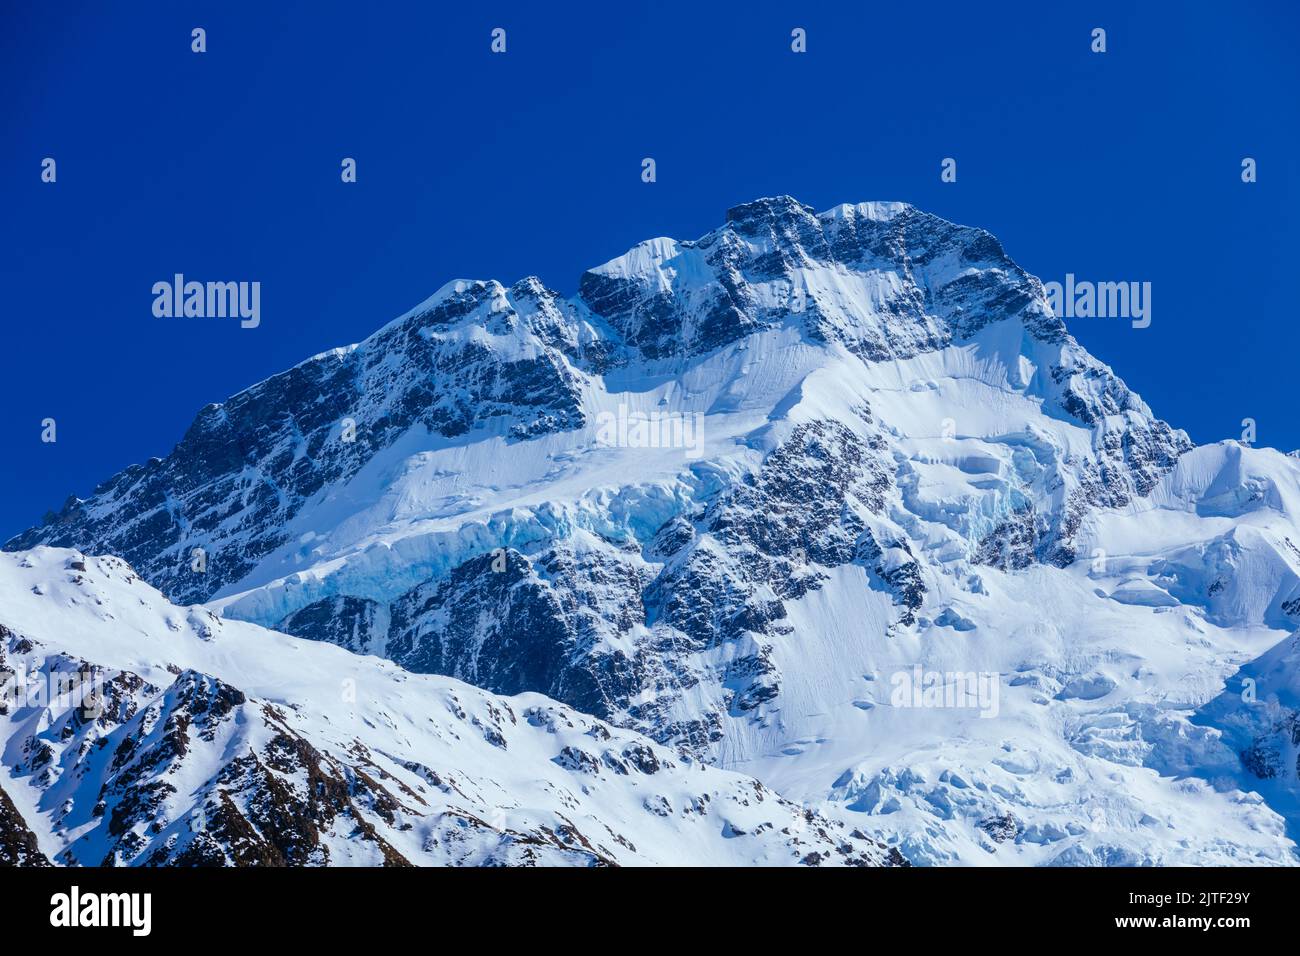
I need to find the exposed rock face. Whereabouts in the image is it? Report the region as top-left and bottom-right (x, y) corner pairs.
(387, 550), (573, 695)
(0, 783), (49, 867)
(637, 418), (904, 734)
(279, 596), (385, 656)
(978, 813), (1022, 844)
(388, 544), (664, 718)
(580, 197), (1061, 366)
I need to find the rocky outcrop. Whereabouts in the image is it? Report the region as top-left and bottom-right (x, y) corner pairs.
(0, 783), (49, 867)
(278, 596), (385, 656)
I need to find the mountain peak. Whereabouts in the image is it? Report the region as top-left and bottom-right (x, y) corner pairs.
(819, 199), (912, 223)
(6, 197), (1297, 867)
(724, 194), (818, 226)
(8, 197), (1165, 610)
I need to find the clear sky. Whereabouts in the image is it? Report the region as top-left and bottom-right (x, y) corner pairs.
(1, 0), (1295, 539)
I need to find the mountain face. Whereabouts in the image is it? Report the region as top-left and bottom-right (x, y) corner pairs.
(6, 196), (1300, 865)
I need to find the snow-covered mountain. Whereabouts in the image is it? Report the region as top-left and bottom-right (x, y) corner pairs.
(6, 196), (1300, 865)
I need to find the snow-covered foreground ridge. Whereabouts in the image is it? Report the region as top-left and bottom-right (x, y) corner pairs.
(6, 196), (1300, 865)
(0, 548), (900, 866)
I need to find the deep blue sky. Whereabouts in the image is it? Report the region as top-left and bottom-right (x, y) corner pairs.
(1, 1), (1295, 539)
